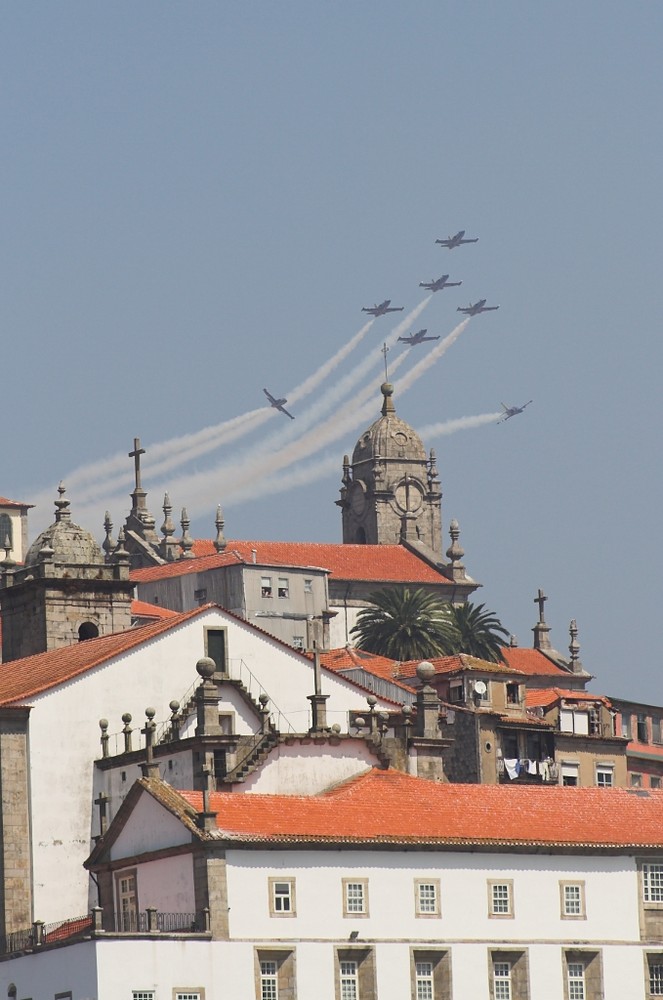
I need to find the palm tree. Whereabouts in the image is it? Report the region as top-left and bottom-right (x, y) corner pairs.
(446, 602), (509, 663)
(350, 587), (457, 661)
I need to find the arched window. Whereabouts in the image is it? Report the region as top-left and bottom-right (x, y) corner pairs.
(78, 622), (99, 642)
(355, 527), (367, 544)
(0, 514), (12, 551)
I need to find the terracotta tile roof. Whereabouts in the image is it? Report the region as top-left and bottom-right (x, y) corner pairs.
(132, 540), (450, 585)
(0, 606), (208, 706)
(396, 653), (524, 681)
(172, 767), (663, 849)
(131, 599), (179, 621)
(525, 688), (612, 709)
(0, 496), (33, 509)
(317, 648), (416, 694)
(502, 647), (572, 677)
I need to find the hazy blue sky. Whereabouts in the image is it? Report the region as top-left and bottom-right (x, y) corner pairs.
(2, 3), (662, 700)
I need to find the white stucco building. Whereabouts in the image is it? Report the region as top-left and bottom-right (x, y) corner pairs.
(2, 769), (663, 999)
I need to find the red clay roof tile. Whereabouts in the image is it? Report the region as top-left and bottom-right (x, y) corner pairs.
(174, 767), (663, 848)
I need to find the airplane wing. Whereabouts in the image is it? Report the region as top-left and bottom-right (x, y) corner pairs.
(280, 406), (295, 420)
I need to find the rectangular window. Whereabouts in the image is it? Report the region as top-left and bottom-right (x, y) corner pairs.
(506, 683), (519, 705)
(488, 880), (513, 918)
(343, 879), (368, 916)
(638, 714), (649, 742)
(561, 762), (579, 787)
(652, 777), (662, 790)
(653, 719), (663, 744)
(115, 870), (138, 932)
(261, 576), (273, 598)
(277, 577), (289, 599)
(204, 628), (227, 673)
(648, 956), (663, 996)
(304, 578), (313, 594)
(632, 773), (643, 788)
(567, 962), (585, 1000)
(595, 764), (613, 788)
(415, 960), (434, 1000)
(493, 961), (511, 1000)
(449, 682), (463, 703)
(133, 994), (155, 1000)
(560, 881), (586, 919)
(174, 994), (203, 1000)
(415, 879), (440, 917)
(260, 961), (278, 1000)
(621, 712), (631, 739)
(269, 877), (296, 917)
(340, 961), (358, 1000)
(644, 864), (663, 902)
(292, 635), (304, 650)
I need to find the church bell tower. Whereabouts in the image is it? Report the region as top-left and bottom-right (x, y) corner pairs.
(337, 382), (443, 553)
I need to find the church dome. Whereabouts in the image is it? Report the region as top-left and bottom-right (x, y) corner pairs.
(25, 485), (104, 567)
(352, 383), (427, 466)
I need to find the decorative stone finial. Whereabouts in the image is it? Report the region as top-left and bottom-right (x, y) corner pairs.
(445, 519), (467, 582)
(196, 656), (216, 680)
(161, 494), (175, 543)
(342, 455), (351, 487)
(380, 382), (395, 416)
(54, 482), (72, 523)
(416, 661), (436, 685)
(180, 507), (194, 559)
(214, 505), (226, 552)
(509, 634), (519, 647)
(102, 512), (114, 559)
(427, 448), (440, 490)
(569, 619), (583, 673)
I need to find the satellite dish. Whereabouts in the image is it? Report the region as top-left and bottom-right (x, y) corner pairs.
(474, 680), (487, 695)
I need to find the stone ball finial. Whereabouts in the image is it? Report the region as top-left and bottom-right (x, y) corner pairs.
(145, 707), (156, 721)
(353, 716), (366, 729)
(416, 661), (436, 684)
(402, 705), (412, 717)
(121, 712), (132, 725)
(99, 718), (109, 731)
(331, 722), (342, 734)
(381, 382), (394, 397)
(259, 692), (270, 706)
(196, 656), (216, 679)
(169, 700), (180, 714)
(366, 695), (377, 708)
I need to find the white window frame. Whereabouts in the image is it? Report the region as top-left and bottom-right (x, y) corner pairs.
(277, 577), (289, 599)
(643, 864), (663, 904)
(567, 961), (585, 1000)
(488, 880), (514, 918)
(132, 994), (155, 1000)
(259, 960), (278, 1000)
(595, 763), (614, 788)
(340, 960), (359, 1000)
(269, 877), (295, 917)
(415, 960), (434, 1000)
(648, 955), (663, 996)
(415, 879), (440, 917)
(261, 576), (273, 598)
(292, 635), (304, 650)
(493, 960), (512, 1000)
(560, 881), (586, 919)
(561, 761), (580, 786)
(343, 878), (368, 917)
(303, 578), (313, 594)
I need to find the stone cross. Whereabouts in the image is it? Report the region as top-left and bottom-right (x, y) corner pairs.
(534, 588), (547, 622)
(381, 342), (389, 380)
(129, 438), (145, 491)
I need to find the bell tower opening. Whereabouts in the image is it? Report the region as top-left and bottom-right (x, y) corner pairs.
(78, 622), (100, 642)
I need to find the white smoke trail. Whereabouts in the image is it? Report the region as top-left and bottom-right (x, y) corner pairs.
(393, 318), (470, 394)
(33, 318), (384, 516)
(233, 411), (503, 505)
(92, 309), (465, 521)
(287, 319), (374, 404)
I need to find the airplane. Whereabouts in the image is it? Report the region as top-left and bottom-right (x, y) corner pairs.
(419, 274), (462, 293)
(397, 328), (441, 346)
(361, 300), (405, 317)
(263, 388), (295, 420)
(456, 299), (499, 316)
(498, 400), (533, 423)
(435, 230), (479, 249)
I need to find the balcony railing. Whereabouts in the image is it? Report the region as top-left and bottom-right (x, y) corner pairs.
(0, 908), (209, 957)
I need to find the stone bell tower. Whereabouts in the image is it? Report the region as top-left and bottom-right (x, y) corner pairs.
(337, 382), (443, 553)
(0, 484), (133, 661)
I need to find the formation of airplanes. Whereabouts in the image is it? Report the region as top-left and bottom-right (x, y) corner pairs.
(419, 274), (462, 293)
(498, 400), (533, 423)
(397, 329), (440, 346)
(361, 300), (405, 317)
(264, 229), (527, 423)
(263, 388), (294, 420)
